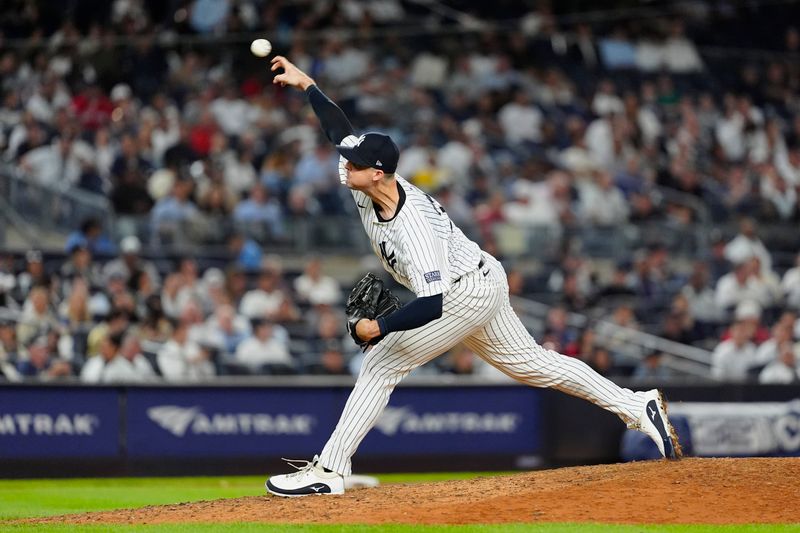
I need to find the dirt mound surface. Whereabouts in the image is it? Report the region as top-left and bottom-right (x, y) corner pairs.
(30, 458), (800, 525)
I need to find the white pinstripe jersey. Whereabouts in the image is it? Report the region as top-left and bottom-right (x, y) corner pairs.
(338, 135), (482, 297)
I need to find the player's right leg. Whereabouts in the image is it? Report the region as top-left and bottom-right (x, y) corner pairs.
(463, 257), (680, 459)
(464, 304), (681, 458)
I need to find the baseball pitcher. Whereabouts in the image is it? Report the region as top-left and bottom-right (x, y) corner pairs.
(266, 56), (681, 497)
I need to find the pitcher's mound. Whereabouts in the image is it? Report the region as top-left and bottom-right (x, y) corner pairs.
(36, 458), (800, 525)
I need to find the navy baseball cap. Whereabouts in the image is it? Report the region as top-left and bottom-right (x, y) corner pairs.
(336, 133), (399, 174)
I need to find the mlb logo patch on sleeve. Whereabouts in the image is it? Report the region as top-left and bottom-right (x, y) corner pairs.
(424, 271), (441, 283)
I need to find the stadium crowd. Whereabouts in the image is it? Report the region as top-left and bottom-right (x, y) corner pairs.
(0, 0), (799, 383)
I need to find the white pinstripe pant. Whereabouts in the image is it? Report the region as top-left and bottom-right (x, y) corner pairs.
(319, 254), (646, 475)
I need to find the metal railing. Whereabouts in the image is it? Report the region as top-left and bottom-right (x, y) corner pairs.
(0, 166), (114, 238)
(510, 295), (714, 379)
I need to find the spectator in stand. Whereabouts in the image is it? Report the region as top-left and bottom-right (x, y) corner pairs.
(633, 351), (672, 381)
(86, 307), (131, 359)
(578, 170), (629, 225)
(711, 320), (758, 381)
(202, 304), (250, 356)
(150, 177), (200, 244)
(81, 331), (123, 383)
(543, 306), (578, 351)
(754, 320), (796, 372)
(715, 258), (770, 315)
(157, 319), (215, 381)
(0, 320), (21, 382)
(587, 347), (615, 377)
(781, 253), (800, 311)
(226, 233), (262, 272)
(234, 318), (292, 372)
(680, 262), (720, 338)
(293, 256), (342, 307)
(596, 303), (641, 362)
(102, 236), (160, 288)
(16, 286), (59, 348)
(724, 217), (772, 275)
(64, 218), (117, 257)
(307, 346), (350, 376)
(14, 250), (49, 302)
(758, 342), (799, 384)
(720, 300), (772, 346)
(109, 332), (157, 382)
(233, 183), (286, 241)
(16, 335), (72, 381)
(239, 267), (298, 322)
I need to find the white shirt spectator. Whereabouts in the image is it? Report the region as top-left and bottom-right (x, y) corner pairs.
(591, 92), (624, 117)
(157, 337), (215, 381)
(324, 45), (369, 86)
(584, 118), (614, 169)
(715, 111), (746, 161)
(724, 234), (772, 274)
(503, 179), (561, 227)
(714, 269), (770, 312)
(663, 36), (703, 73)
(81, 354), (155, 383)
(754, 338), (782, 369)
(26, 85), (71, 123)
(239, 288), (285, 319)
(782, 258), (800, 310)
(294, 272), (341, 307)
(223, 152), (257, 196)
(396, 144), (433, 179)
(498, 98), (543, 145)
(20, 139), (94, 188)
(774, 148), (800, 186)
(760, 173), (796, 220)
(234, 324), (291, 367)
(711, 338), (757, 381)
(210, 93), (252, 136)
(410, 52), (448, 89)
(578, 175), (629, 225)
(436, 140), (473, 187)
(681, 284), (721, 323)
(80, 355), (107, 383)
(758, 360), (798, 384)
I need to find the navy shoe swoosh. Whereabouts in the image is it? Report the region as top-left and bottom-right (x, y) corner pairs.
(646, 399), (676, 459)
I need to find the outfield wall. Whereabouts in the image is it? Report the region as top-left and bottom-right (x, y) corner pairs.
(0, 379), (798, 478)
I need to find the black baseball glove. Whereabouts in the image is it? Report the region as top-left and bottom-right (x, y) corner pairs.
(345, 273), (400, 350)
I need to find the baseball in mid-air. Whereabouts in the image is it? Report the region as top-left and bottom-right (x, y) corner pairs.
(250, 38), (272, 58)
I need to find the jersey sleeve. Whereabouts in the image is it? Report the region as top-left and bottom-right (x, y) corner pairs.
(400, 212), (451, 297)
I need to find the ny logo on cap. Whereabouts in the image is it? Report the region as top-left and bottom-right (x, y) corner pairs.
(355, 134), (367, 147)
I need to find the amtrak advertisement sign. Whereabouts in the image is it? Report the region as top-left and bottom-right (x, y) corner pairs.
(0, 388), (119, 458)
(126, 388), (343, 457)
(361, 387), (542, 454)
(127, 386), (542, 458)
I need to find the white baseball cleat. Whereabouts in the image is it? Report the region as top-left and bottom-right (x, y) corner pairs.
(633, 389), (682, 460)
(266, 455), (345, 497)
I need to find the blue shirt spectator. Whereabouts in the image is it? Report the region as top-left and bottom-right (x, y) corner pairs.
(233, 184), (286, 239)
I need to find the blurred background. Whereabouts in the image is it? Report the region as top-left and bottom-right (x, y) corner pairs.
(0, 0), (799, 477)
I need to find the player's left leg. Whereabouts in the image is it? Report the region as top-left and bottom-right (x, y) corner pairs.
(317, 273), (505, 477)
(266, 270), (506, 496)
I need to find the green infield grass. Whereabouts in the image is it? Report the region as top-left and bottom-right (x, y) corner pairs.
(1, 474), (798, 533)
